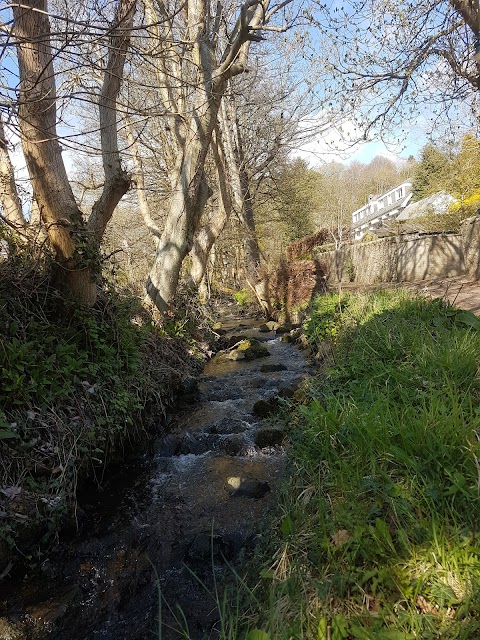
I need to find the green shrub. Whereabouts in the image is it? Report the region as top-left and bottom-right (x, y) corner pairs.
(232, 288), (254, 306)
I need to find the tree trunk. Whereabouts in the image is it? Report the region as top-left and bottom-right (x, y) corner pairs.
(188, 125), (232, 291)
(219, 97), (272, 317)
(0, 118), (25, 228)
(146, 88), (219, 311)
(147, 157), (213, 311)
(13, 0), (85, 253)
(13, 0), (96, 303)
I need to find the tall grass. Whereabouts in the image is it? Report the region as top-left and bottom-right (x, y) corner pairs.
(238, 290), (480, 639)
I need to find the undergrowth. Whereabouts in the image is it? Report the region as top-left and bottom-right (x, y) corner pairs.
(236, 289), (480, 639)
(0, 241), (201, 566)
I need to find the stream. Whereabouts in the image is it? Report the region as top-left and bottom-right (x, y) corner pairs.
(0, 316), (310, 640)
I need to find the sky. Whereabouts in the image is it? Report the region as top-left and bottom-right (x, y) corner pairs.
(293, 117), (427, 167)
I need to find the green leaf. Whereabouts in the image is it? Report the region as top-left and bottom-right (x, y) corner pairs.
(246, 629), (270, 640)
(0, 429), (19, 440)
(349, 624), (372, 640)
(455, 311), (480, 329)
(259, 568), (274, 579)
(318, 617), (328, 640)
(332, 615), (349, 639)
(280, 514), (294, 537)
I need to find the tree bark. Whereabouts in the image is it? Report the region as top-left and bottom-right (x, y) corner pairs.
(13, 0), (85, 258)
(188, 125), (232, 290)
(0, 117), (25, 228)
(146, 81), (220, 311)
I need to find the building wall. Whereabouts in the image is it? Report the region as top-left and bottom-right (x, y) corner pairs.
(315, 216), (480, 285)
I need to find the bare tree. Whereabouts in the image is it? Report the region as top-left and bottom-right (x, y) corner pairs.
(142, 0), (297, 312)
(311, 0), (480, 145)
(10, 0), (134, 304)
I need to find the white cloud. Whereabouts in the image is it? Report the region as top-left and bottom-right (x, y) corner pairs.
(292, 115), (424, 166)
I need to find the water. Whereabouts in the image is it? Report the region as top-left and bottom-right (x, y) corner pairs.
(0, 316), (310, 640)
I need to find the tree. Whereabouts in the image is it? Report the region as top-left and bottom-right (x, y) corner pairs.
(412, 143), (452, 201)
(312, 0), (480, 146)
(8, 0), (134, 304)
(0, 116), (25, 228)
(447, 133), (480, 200)
(142, 0), (297, 312)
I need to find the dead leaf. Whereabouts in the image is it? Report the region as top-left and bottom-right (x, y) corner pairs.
(331, 529), (351, 546)
(416, 595), (439, 614)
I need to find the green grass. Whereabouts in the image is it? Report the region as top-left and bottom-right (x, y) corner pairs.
(237, 290), (480, 639)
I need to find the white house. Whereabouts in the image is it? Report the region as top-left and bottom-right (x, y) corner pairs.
(352, 182), (413, 240)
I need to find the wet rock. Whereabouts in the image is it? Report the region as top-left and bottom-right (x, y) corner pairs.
(282, 327), (303, 343)
(186, 530), (251, 562)
(226, 349), (246, 361)
(248, 375), (268, 389)
(253, 398), (280, 418)
(224, 477), (271, 499)
(209, 417), (249, 434)
(227, 339), (270, 362)
(178, 433), (217, 455)
(187, 531), (226, 561)
(275, 323), (292, 334)
(221, 435), (246, 456)
(255, 428), (287, 448)
(259, 321), (279, 333)
(260, 363), (287, 373)
(156, 434), (183, 457)
(224, 334), (248, 349)
(278, 385), (297, 399)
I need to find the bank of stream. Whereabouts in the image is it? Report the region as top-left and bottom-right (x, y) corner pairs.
(1, 315), (310, 640)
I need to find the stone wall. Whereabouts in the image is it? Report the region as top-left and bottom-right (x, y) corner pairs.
(314, 216), (480, 285)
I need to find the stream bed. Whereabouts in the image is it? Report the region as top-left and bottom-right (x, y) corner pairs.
(0, 316), (310, 640)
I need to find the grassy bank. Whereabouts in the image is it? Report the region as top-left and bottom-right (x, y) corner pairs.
(240, 290), (480, 639)
(0, 246), (203, 571)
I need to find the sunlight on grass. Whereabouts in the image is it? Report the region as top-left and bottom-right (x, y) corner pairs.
(232, 290), (480, 640)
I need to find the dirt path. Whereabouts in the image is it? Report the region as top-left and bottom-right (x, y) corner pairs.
(337, 276), (480, 314)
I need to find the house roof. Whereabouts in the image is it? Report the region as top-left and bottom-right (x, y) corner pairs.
(396, 191), (456, 221)
(352, 182), (412, 230)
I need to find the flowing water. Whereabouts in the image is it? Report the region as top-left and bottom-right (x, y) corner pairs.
(0, 316), (310, 640)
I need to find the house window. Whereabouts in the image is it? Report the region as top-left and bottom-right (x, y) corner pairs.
(397, 187), (403, 199)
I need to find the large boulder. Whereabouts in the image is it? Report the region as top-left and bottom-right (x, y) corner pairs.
(226, 339), (270, 361)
